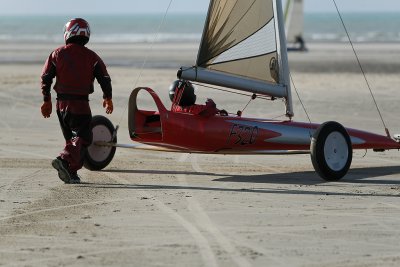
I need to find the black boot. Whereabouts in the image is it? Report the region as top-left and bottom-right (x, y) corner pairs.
(51, 157), (72, 183)
(70, 172), (81, 184)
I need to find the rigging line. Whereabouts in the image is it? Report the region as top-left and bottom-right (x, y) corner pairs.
(115, 0), (174, 127)
(271, 114), (286, 120)
(332, 0), (390, 137)
(193, 81), (286, 118)
(241, 97), (254, 115)
(191, 82), (273, 101)
(290, 72), (312, 124)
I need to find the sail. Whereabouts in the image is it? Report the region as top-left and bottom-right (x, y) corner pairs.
(197, 0), (278, 84)
(285, 0), (305, 46)
(179, 0), (293, 117)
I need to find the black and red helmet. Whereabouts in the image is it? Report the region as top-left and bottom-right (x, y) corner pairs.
(169, 80), (196, 106)
(63, 18), (91, 45)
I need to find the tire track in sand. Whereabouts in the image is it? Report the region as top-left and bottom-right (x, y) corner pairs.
(184, 154), (285, 267)
(0, 169), (44, 217)
(104, 171), (219, 267)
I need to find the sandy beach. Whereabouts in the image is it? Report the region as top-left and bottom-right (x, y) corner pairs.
(1, 42), (400, 266)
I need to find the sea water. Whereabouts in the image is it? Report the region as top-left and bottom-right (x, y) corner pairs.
(306, 12), (400, 43)
(0, 14), (205, 44)
(0, 12), (399, 44)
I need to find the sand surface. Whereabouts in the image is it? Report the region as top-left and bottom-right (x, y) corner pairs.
(1, 43), (400, 266)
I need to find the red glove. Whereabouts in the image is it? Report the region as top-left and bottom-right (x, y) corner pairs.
(41, 101), (52, 118)
(103, 98), (113, 114)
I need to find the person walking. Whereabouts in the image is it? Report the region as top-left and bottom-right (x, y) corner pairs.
(40, 18), (113, 184)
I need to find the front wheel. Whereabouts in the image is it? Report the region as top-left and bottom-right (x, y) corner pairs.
(84, 115), (116, 171)
(311, 121), (352, 181)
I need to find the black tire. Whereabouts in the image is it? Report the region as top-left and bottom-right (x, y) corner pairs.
(310, 121), (352, 181)
(84, 115), (116, 171)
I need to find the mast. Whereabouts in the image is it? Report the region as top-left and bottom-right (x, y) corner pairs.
(275, 0), (294, 117)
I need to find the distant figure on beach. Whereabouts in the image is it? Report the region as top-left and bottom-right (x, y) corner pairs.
(169, 80), (227, 117)
(295, 35), (307, 51)
(40, 18), (113, 184)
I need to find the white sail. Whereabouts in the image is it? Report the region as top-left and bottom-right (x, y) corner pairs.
(285, 0), (305, 49)
(179, 0), (293, 117)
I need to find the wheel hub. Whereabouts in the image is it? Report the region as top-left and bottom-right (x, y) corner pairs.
(324, 131), (348, 171)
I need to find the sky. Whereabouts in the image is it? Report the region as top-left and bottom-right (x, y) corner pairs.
(0, 0), (400, 15)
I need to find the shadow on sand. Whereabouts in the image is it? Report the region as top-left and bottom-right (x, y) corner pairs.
(79, 166), (400, 198)
(213, 165), (400, 185)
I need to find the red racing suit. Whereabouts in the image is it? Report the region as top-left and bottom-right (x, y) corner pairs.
(41, 43), (112, 172)
(41, 43), (112, 101)
(170, 86), (219, 117)
(171, 98), (219, 118)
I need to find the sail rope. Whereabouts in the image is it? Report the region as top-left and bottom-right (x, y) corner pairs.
(114, 0), (174, 129)
(192, 82), (280, 116)
(290, 72), (312, 124)
(240, 94), (257, 116)
(332, 0), (390, 137)
(191, 82), (274, 101)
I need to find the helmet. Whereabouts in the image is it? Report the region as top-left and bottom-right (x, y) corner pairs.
(169, 80), (196, 106)
(63, 18), (90, 45)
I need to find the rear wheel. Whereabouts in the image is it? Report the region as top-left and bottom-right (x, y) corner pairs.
(84, 115), (116, 171)
(311, 121), (352, 181)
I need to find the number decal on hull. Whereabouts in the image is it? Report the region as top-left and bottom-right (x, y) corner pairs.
(227, 124), (259, 145)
